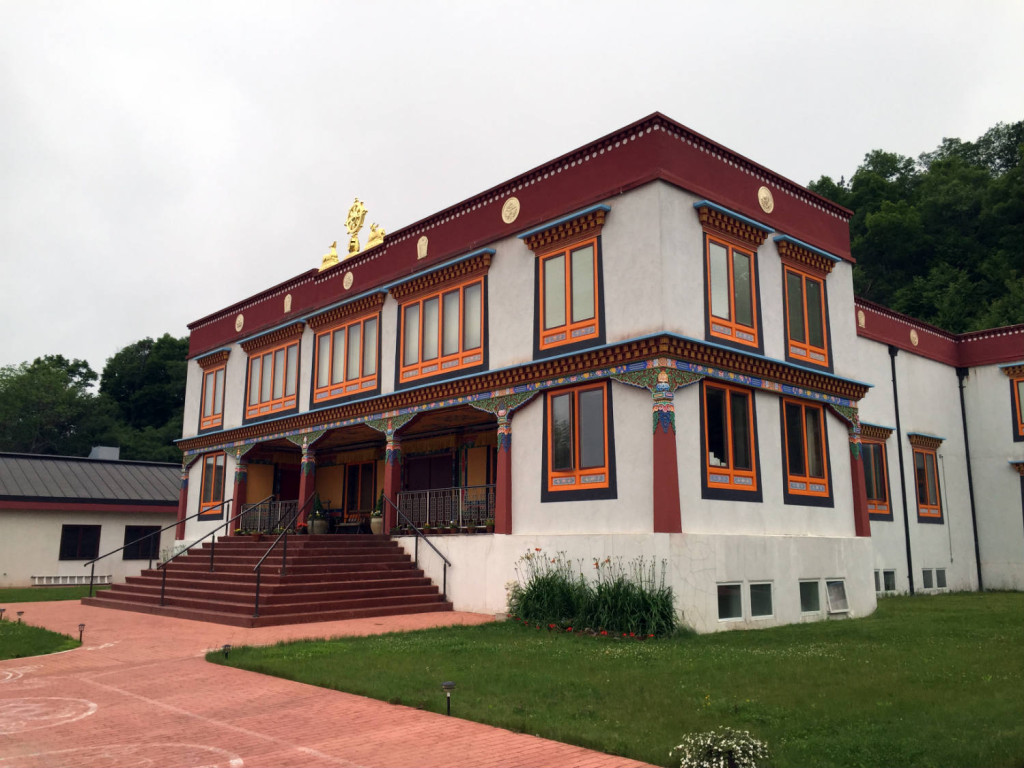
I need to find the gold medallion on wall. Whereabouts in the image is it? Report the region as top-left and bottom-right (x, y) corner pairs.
(501, 196), (521, 224)
(757, 186), (774, 214)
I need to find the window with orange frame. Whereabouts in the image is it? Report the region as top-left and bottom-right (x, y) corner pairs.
(538, 237), (600, 352)
(199, 365), (225, 430)
(702, 382), (758, 495)
(545, 382), (611, 494)
(199, 452), (226, 519)
(705, 235), (758, 348)
(399, 277), (483, 383)
(862, 440), (891, 519)
(783, 266), (829, 367)
(1013, 376), (1024, 441)
(313, 313), (379, 403)
(913, 447), (943, 521)
(782, 399), (831, 502)
(245, 341), (298, 419)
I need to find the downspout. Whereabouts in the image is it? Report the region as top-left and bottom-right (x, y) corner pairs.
(956, 367), (984, 590)
(889, 345), (915, 594)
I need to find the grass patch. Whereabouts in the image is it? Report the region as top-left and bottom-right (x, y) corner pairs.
(0, 620), (80, 660)
(208, 593), (1024, 767)
(0, 586), (109, 603)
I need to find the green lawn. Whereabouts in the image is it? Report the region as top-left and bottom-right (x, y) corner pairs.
(0, 585), (109, 603)
(0, 620), (80, 660)
(208, 593), (1024, 767)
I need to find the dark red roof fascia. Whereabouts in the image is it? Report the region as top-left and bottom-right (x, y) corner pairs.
(0, 500), (177, 514)
(855, 298), (1024, 367)
(187, 113), (852, 359)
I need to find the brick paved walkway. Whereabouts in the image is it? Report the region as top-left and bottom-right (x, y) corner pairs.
(0, 602), (650, 767)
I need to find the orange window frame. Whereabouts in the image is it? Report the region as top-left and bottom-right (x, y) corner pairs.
(199, 452), (226, 517)
(399, 276), (484, 383)
(313, 313), (379, 403)
(913, 448), (943, 519)
(705, 235), (758, 347)
(782, 399), (830, 498)
(783, 266), (829, 367)
(862, 440), (890, 514)
(1013, 377), (1024, 438)
(199, 365), (225, 430)
(546, 382), (610, 492)
(538, 237), (600, 351)
(703, 382), (758, 491)
(245, 341), (298, 418)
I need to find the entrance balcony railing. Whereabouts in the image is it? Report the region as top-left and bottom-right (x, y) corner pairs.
(237, 499), (298, 534)
(396, 485), (495, 528)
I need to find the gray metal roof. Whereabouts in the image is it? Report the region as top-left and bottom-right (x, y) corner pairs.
(0, 453), (180, 504)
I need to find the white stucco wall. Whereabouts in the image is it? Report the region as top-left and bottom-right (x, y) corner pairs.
(181, 451), (239, 544)
(0, 510), (175, 588)
(510, 380), (653, 535)
(963, 362), (1024, 589)
(674, 383), (857, 538)
(396, 530), (875, 634)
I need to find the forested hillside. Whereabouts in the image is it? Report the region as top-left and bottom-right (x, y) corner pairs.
(808, 121), (1023, 332)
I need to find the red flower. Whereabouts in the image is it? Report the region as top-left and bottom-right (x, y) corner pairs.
(622, 633), (627, 637)
(566, 627), (573, 632)
(629, 632), (635, 637)
(648, 634), (654, 638)
(534, 547), (542, 552)
(600, 630), (608, 636)
(548, 623), (556, 630)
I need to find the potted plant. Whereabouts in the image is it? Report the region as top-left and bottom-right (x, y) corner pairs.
(447, 519), (458, 534)
(296, 522), (308, 535)
(309, 494), (329, 535)
(485, 518), (495, 533)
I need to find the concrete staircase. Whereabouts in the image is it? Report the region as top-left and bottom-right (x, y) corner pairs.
(81, 535), (452, 627)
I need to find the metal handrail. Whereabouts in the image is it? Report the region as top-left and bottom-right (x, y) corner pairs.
(155, 498), (242, 606)
(385, 494), (452, 599)
(251, 494), (317, 618)
(82, 497), (236, 598)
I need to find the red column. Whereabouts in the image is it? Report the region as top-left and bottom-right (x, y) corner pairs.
(652, 373), (682, 533)
(174, 465), (189, 540)
(850, 436), (871, 537)
(231, 460), (248, 534)
(382, 435), (402, 532)
(494, 412), (512, 534)
(297, 448), (317, 525)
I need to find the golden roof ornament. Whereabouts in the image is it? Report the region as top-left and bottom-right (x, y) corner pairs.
(317, 198), (386, 271)
(319, 241), (339, 272)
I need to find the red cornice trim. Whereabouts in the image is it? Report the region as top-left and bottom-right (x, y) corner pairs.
(0, 500), (177, 513)
(855, 298), (1024, 368)
(187, 114), (853, 360)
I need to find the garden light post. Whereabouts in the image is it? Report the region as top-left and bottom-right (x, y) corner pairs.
(223, 644), (231, 659)
(78, 624), (85, 642)
(17, 611), (24, 624)
(441, 681), (455, 716)
(0, 608), (5, 621)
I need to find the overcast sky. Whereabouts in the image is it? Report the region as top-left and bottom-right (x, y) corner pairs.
(2, 1), (1022, 377)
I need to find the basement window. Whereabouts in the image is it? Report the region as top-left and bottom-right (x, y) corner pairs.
(717, 583), (742, 621)
(800, 580), (821, 614)
(883, 570), (896, 592)
(749, 583), (773, 618)
(825, 579), (849, 613)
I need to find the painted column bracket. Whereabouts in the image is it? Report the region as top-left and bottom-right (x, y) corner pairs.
(610, 363), (702, 534)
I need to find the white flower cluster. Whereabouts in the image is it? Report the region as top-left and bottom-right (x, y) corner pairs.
(670, 727), (770, 768)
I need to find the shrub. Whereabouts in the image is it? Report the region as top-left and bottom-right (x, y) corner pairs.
(670, 727), (771, 768)
(506, 549), (677, 637)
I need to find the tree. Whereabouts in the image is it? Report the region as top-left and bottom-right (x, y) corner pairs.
(99, 334), (188, 430)
(809, 121), (1024, 332)
(0, 356), (101, 455)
